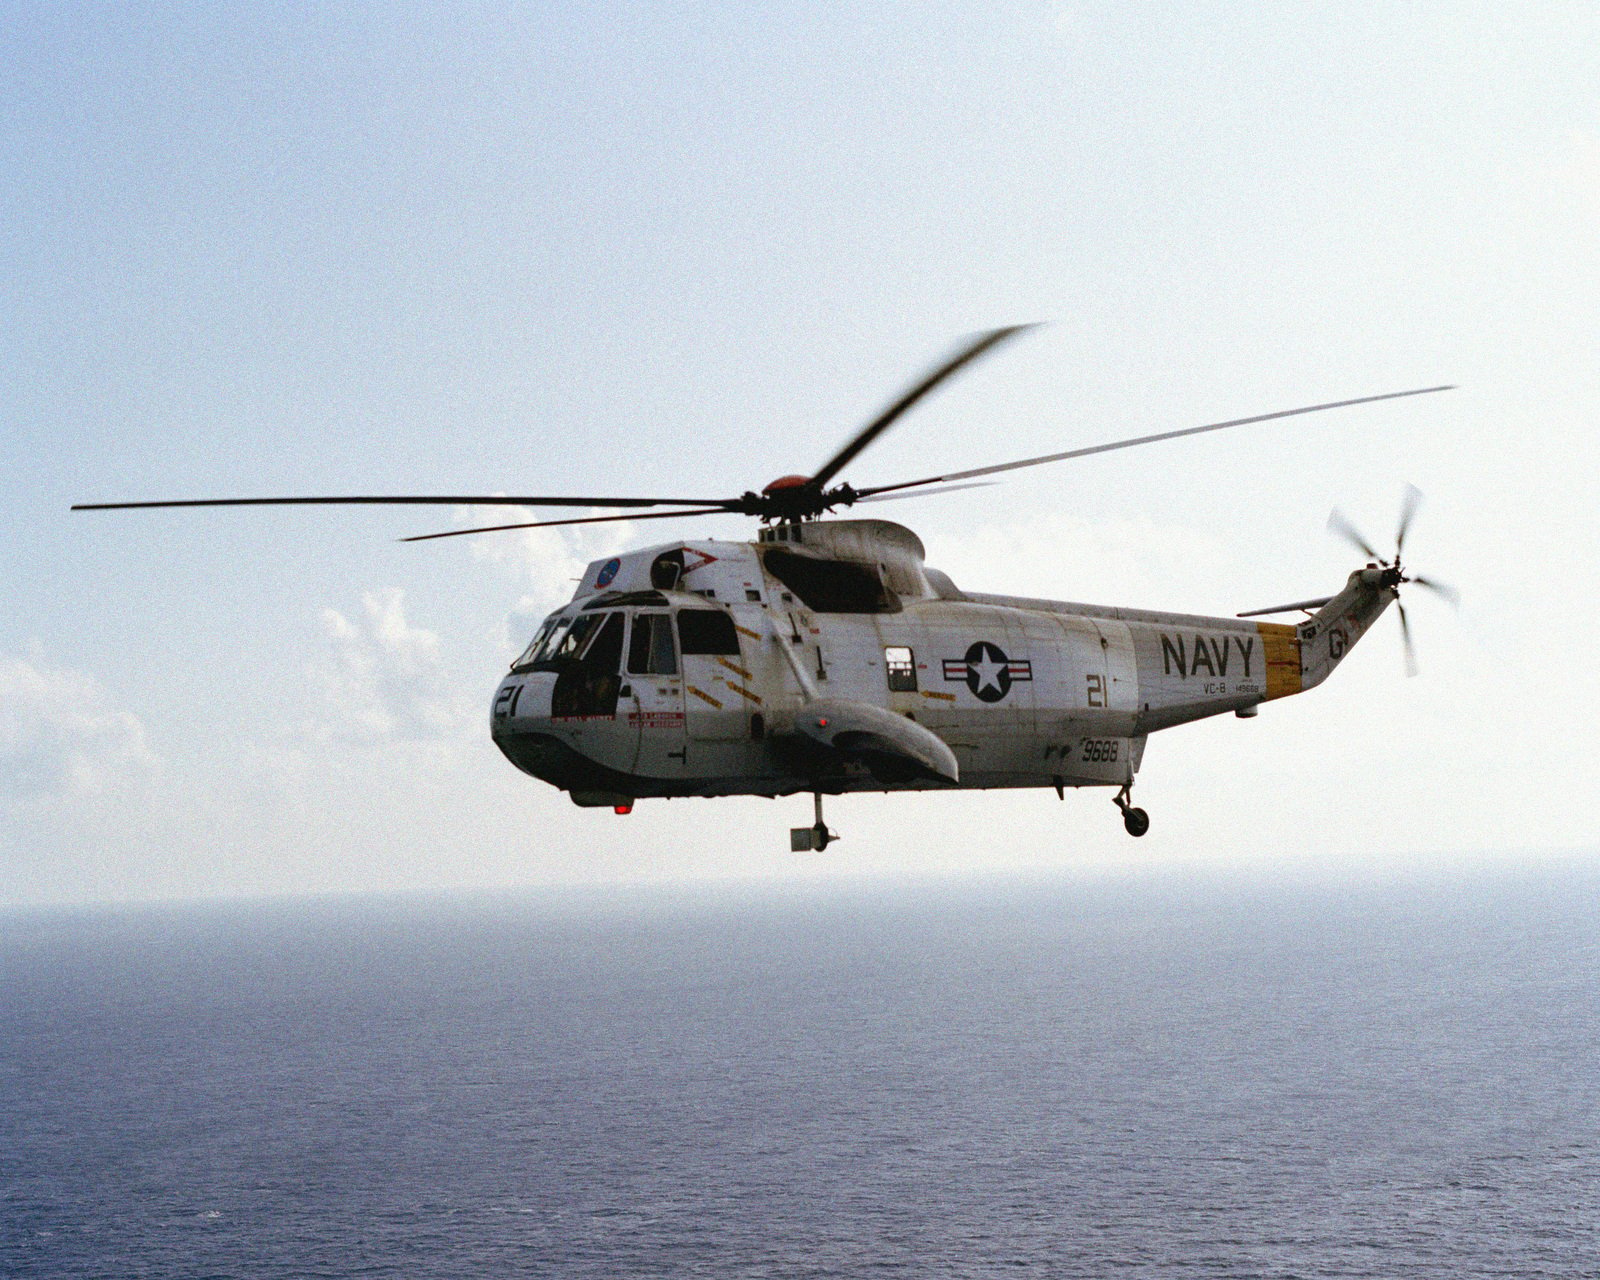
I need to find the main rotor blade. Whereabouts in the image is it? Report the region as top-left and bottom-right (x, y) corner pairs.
(401, 506), (736, 542)
(1395, 482), (1423, 557)
(73, 493), (738, 513)
(808, 324), (1038, 491)
(855, 480), (997, 505)
(1327, 508), (1381, 561)
(854, 386), (1454, 500)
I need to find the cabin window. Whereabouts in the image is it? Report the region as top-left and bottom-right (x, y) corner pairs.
(885, 645), (917, 692)
(677, 609), (740, 656)
(761, 549), (899, 614)
(628, 612), (678, 676)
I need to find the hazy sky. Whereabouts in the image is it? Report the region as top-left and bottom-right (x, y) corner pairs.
(5, 2), (1598, 907)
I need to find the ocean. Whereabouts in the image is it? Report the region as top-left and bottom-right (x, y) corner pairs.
(3, 861), (1598, 1278)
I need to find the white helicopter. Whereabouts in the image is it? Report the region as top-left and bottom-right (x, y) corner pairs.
(76, 327), (1454, 850)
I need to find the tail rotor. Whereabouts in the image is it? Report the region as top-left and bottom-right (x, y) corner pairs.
(1327, 484), (1457, 677)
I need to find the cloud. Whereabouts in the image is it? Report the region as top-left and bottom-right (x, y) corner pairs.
(454, 505), (642, 657)
(305, 589), (472, 742)
(0, 647), (160, 812)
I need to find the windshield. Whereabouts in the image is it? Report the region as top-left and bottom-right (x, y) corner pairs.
(511, 616), (562, 671)
(510, 611), (606, 672)
(546, 613), (601, 662)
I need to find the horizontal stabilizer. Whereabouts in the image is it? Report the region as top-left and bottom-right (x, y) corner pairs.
(792, 699), (959, 784)
(1236, 595), (1333, 618)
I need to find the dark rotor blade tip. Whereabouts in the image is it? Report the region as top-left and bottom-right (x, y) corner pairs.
(807, 323), (1041, 490)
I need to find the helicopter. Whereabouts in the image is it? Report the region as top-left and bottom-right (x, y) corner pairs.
(75, 326), (1454, 851)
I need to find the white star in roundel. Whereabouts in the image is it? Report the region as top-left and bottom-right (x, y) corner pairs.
(969, 646), (1006, 693)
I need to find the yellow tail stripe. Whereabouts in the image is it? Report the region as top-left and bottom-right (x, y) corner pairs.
(1255, 622), (1302, 700)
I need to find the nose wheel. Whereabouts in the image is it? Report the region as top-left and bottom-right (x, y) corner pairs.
(1113, 784), (1150, 838)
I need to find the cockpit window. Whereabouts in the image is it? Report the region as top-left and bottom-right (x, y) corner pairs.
(510, 611), (612, 673)
(628, 612), (678, 676)
(511, 616), (561, 671)
(583, 611), (625, 672)
(535, 618), (573, 662)
(547, 613), (601, 663)
(550, 611), (626, 717)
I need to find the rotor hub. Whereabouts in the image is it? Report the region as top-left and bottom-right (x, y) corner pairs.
(737, 477), (860, 523)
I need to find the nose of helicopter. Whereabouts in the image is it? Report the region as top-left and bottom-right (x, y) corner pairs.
(490, 671), (560, 785)
(491, 672), (552, 737)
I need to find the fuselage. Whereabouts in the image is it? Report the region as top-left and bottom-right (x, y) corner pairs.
(490, 518), (1389, 807)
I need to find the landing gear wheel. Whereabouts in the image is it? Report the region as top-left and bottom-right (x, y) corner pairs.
(811, 821), (832, 851)
(1112, 784), (1149, 838)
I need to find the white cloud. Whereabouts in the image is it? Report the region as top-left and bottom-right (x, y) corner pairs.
(305, 589), (472, 742)
(0, 647), (160, 813)
(456, 505), (642, 658)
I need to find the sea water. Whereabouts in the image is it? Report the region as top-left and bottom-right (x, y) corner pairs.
(4, 861), (1598, 1277)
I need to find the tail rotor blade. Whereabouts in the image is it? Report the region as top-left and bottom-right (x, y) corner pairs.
(1328, 508), (1381, 561)
(1410, 574), (1460, 609)
(1397, 599), (1419, 678)
(1395, 482), (1423, 558)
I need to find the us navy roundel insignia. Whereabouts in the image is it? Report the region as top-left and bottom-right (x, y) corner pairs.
(595, 557), (621, 588)
(942, 641), (1032, 703)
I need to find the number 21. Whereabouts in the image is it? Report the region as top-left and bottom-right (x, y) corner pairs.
(1085, 673), (1106, 708)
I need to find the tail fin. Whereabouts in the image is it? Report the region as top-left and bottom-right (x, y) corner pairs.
(1297, 568), (1397, 693)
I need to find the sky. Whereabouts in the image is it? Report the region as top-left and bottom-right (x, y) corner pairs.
(4, 2), (1599, 907)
